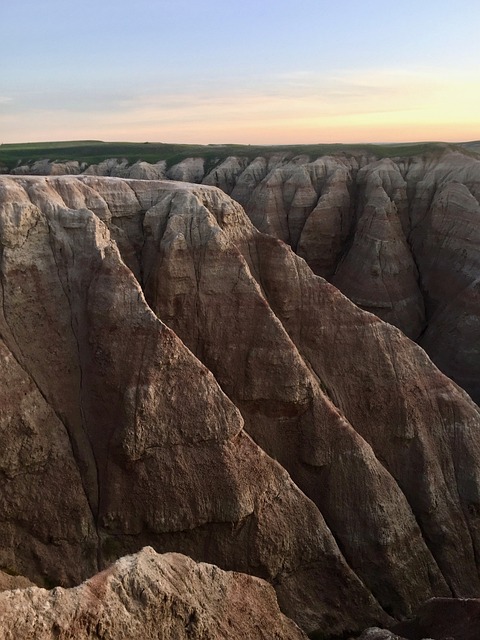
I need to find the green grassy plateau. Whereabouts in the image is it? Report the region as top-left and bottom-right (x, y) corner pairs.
(0, 139), (476, 172)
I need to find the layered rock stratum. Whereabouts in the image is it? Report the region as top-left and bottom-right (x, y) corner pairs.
(10, 148), (480, 405)
(1, 171), (480, 637)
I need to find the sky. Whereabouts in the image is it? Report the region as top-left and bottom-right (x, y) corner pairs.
(1, 0), (479, 145)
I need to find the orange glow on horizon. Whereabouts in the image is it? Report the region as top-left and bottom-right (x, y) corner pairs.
(2, 68), (479, 146)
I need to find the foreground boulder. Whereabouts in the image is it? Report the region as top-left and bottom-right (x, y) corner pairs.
(0, 547), (307, 640)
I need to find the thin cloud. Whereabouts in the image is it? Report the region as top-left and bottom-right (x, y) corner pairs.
(2, 66), (480, 144)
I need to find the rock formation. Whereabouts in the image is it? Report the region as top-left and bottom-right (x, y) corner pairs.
(223, 150), (480, 404)
(12, 148), (480, 403)
(11, 159), (84, 175)
(0, 547), (307, 640)
(151, 179), (480, 607)
(2, 174), (480, 637)
(357, 630), (409, 640)
(0, 175), (387, 636)
(392, 597), (480, 640)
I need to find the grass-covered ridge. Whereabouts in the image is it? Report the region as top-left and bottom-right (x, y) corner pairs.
(0, 139), (474, 171)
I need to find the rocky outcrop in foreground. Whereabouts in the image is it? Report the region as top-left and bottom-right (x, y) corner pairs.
(1, 175), (480, 637)
(0, 547), (306, 640)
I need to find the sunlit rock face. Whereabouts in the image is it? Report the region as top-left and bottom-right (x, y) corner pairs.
(58, 149), (480, 403)
(0, 175), (385, 637)
(0, 548), (308, 640)
(2, 174), (480, 637)
(195, 149), (480, 405)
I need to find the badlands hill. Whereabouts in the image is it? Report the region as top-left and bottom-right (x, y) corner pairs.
(0, 143), (480, 638)
(3, 141), (480, 404)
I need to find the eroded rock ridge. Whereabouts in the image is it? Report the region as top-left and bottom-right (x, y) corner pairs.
(13, 149), (480, 403)
(1, 174), (480, 637)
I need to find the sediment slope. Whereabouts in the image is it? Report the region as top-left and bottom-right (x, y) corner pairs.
(1, 175), (480, 636)
(12, 149), (480, 403)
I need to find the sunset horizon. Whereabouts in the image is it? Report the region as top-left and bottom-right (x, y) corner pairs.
(2, 0), (479, 146)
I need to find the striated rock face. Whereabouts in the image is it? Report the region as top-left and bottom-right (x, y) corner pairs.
(166, 157), (205, 183)
(11, 159), (84, 176)
(0, 547), (307, 640)
(331, 158), (425, 339)
(92, 147), (472, 405)
(136, 177), (480, 611)
(211, 149), (480, 403)
(0, 175), (385, 636)
(24, 149), (480, 401)
(406, 153), (480, 403)
(2, 174), (480, 635)
(83, 158), (167, 179)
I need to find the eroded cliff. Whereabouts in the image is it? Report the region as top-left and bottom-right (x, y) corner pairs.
(1, 174), (480, 637)
(12, 148), (480, 404)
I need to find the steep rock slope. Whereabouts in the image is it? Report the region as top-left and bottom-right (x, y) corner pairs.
(0, 175), (385, 637)
(217, 150), (480, 404)
(0, 547), (307, 640)
(44, 149), (480, 402)
(120, 178), (480, 611)
(2, 175), (480, 635)
(14, 148), (480, 402)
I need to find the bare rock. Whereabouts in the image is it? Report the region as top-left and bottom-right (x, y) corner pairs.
(127, 159), (166, 180)
(201, 150), (480, 402)
(9, 150), (480, 406)
(332, 159), (425, 339)
(106, 179), (480, 615)
(167, 157), (205, 182)
(237, 156), (352, 249)
(202, 156), (250, 194)
(0, 547), (307, 639)
(0, 175), (387, 636)
(3, 174), (480, 635)
(0, 570), (35, 591)
(83, 158), (131, 176)
(230, 154), (287, 207)
(406, 154), (480, 402)
(392, 597), (480, 640)
(11, 160), (82, 176)
(356, 629), (409, 640)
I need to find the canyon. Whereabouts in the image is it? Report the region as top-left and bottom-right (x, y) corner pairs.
(0, 144), (480, 638)
(8, 145), (480, 404)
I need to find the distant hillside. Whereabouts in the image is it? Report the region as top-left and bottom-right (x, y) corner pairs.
(0, 139), (471, 172)
(462, 140), (480, 155)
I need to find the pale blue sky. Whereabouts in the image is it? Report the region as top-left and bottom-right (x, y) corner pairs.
(1, 0), (479, 143)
